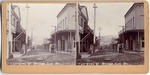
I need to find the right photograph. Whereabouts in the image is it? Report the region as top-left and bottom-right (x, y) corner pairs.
(76, 2), (144, 65)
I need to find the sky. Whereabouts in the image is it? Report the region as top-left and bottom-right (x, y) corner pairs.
(12, 3), (133, 45)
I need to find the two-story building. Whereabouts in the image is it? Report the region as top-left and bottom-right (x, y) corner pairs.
(7, 4), (26, 59)
(51, 3), (93, 54)
(119, 3), (144, 52)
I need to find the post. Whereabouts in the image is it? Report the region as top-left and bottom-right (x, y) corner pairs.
(76, 3), (81, 59)
(93, 4), (98, 53)
(137, 31), (140, 52)
(31, 27), (33, 50)
(119, 26), (126, 51)
(70, 31), (72, 51)
(25, 4), (30, 53)
(99, 27), (101, 46)
(55, 26), (57, 51)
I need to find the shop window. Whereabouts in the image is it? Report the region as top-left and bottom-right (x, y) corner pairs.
(74, 42), (76, 48)
(74, 37), (75, 40)
(9, 41), (11, 53)
(7, 10), (9, 21)
(142, 42), (144, 47)
(142, 36), (144, 40)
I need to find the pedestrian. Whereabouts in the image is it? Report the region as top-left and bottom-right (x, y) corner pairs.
(119, 44), (123, 53)
(33, 46), (34, 50)
(51, 44), (55, 53)
(89, 44), (93, 54)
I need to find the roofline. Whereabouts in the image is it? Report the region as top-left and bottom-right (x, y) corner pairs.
(119, 29), (144, 36)
(79, 6), (89, 21)
(124, 3), (144, 17)
(57, 3), (76, 17)
(11, 4), (21, 21)
(85, 6), (89, 21)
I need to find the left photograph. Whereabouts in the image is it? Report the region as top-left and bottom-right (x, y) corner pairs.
(6, 3), (76, 65)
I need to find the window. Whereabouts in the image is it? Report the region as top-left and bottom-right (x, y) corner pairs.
(59, 22), (60, 27)
(142, 36), (144, 40)
(74, 37), (75, 40)
(65, 17), (67, 29)
(9, 41), (11, 51)
(133, 17), (135, 28)
(7, 10), (9, 21)
(81, 18), (84, 27)
(63, 19), (65, 29)
(11, 15), (13, 25)
(62, 20), (64, 30)
(78, 16), (81, 25)
(61, 21), (62, 30)
(74, 42), (75, 48)
(142, 42), (144, 47)
(13, 17), (15, 26)
(81, 18), (83, 26)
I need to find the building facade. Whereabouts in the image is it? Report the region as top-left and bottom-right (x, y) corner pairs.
(6, 4), (26, 59)
(119, 3), (144, 51)
(51, 3), (93, 53)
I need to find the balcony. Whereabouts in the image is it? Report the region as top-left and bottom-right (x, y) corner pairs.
(79, 26), (83, 34)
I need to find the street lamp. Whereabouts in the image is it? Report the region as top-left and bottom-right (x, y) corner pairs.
(25, 4), (30, 53)
(93, 3), (98, 53)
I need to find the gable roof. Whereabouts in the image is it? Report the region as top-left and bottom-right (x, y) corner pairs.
(57, 3), (89, 21)
(124, 3), (144, 17)
(80, 5), (89, 21)
(57, 3), (76, 17)
(11, 4), (21, 20)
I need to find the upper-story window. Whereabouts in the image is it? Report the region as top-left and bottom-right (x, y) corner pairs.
(141, 36), (144, 47)
(81, 18), (84, 27)
(133, 17), (135, 28)
(65, 17), (67, 29)
(11, 15), (13, 25)
(60, 21), (63, 29)
(7, 10), (9, 21)
(11, 15), (16, 27)
(13, 17), (16, 27)
(63, 19), (65, 30)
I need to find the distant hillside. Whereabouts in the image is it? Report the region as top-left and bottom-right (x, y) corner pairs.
(100, 35), (118, 46)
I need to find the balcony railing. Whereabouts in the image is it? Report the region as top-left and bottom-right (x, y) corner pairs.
(51, 26), (69, 35)
(118, 28), (126, 35)
(51, 25), (84, 35)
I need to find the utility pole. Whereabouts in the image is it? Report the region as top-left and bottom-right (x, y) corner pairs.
(76, 3), (81, 59)
(31, 27), (33, 50)
(52, 26), (57, 52)
(25, 4), (30, 53)
(99, 27), (101, 46)
(119, 26), (126, 51)
(93, 3), (98, 53)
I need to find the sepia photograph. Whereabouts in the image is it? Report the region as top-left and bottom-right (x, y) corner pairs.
(76, 2), (144, 65)
(6, 2), (144, 65)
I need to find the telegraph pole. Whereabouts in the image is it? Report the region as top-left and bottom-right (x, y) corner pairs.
(93, 3), (98, 53)
(99, 27), (101, 46)
(31, 27), (33, 50)
(52, 26), (57, 52)
(25, 4), (30, 53)
(119, 26), (126, 51)
(76, 3), (81, 59)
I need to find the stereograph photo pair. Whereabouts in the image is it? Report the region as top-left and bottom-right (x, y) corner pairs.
(1, 0), (149, 74)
